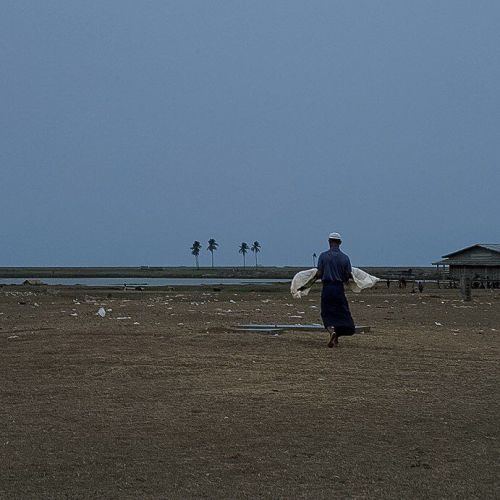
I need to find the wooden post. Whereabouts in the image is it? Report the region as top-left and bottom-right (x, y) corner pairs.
(460, 276), (471, 301)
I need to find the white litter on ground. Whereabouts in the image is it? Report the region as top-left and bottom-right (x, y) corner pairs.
(97, 307), (106, 318)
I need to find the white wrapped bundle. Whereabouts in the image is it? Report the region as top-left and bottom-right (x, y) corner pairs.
(290, 268), (318, 298)
(290, 267), (380, 298)
(349, 267), (380, 293)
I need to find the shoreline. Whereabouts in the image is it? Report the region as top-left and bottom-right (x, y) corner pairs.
(0, 265), (438, 279)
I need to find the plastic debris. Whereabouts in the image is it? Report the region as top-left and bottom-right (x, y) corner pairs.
(97, 307), (106, 318)
(435, 322), (443, 326)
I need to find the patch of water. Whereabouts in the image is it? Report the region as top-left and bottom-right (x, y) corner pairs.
(0, 277), (290, 287)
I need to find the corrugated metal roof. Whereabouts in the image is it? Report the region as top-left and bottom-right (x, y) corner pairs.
(442, 243), (500, 258)
(481, 244), (500, 253)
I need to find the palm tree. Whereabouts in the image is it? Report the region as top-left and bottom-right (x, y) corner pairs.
(313, 252), (317, 267)
(250, 241), (261, 268)
(239, 242), (249, 267)
(207, 238), (218, 268)
(191, 241), (202, 269)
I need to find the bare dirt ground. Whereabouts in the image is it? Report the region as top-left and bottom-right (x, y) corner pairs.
(1, 284), (499, 499)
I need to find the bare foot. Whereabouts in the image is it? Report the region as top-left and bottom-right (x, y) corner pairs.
(327, 330), (338, 348)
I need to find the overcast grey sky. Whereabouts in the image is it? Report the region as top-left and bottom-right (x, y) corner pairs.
(1, 1), (499, 267)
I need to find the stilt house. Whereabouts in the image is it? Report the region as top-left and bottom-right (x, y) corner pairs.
(433, 244), (500, 285)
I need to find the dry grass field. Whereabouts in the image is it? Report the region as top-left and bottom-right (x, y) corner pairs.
(1, 283), (499, 499)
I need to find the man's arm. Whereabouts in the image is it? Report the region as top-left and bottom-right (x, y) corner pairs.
(298, 271), (320, 291)
(298, 258), (323, 291)
(316, 255), (324, 281)
(344, 257), (353, 284)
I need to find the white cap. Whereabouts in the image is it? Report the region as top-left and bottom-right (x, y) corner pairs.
(328, 232), (342, 241)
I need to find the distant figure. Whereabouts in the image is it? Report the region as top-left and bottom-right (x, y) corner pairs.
(309, 232), (355, 348)
(386, 279), (390, 288)
(418, 281), (424, 293)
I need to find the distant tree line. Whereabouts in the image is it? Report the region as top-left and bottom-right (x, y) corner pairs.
(190, 239), (261, 268)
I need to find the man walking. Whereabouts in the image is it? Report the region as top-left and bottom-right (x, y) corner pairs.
(316, 232), (356, 348)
